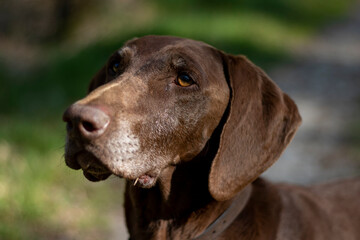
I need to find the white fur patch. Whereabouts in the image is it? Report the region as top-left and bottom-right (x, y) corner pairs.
(101, 118), (172, 180)
(104, 120), (141, 175)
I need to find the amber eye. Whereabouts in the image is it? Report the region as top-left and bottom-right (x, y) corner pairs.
(176, 74), (194, 87)
(109, 61), (121, 75)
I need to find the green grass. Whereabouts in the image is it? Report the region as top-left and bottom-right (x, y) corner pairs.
(0, 0), (356, 239)
(0, 118), (123, 240)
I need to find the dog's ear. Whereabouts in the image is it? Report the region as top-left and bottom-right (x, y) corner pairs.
(209, 54), (301, 201)
(88, 66), (107, 93)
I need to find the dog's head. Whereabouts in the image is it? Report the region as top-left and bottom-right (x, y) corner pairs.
(63, 35), (301, 200)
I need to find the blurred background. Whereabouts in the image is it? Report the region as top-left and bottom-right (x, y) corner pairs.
(1, 0), (359, 239)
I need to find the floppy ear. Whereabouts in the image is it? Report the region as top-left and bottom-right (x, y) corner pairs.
(209, 54), (302, 201)
(88, 66), (107, 93)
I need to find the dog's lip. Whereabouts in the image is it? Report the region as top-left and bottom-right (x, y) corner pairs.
(82, 170), (111, 182)
(65, 151), (82, 170)
(66, 150), (112, 181)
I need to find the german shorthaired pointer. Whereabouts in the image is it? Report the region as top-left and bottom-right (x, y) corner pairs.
(63, 35), (360, 240)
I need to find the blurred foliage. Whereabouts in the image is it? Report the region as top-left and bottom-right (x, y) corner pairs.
(1, 0), (354, 116)
(158, 0), (351, 23)
(0, 0), (356, 239)
(0, 118), (123, 239)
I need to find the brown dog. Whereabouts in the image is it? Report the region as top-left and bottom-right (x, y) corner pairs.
(63, 36), (360, 240)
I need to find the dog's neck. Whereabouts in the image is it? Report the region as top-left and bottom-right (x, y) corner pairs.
(157, 153), (218, 216)
(125, 116), (249, 239)
(125, 154), (234, 240)
(125, 161), (282, 240)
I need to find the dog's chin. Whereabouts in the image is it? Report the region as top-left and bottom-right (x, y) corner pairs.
(131, 173), (158, 188)
(65, 149), (162, 187)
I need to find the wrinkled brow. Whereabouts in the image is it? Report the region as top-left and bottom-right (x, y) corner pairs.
(171, 57), (186, 68)
(170, 52), (204, 72)
(132, 53), (183, 75)
(135, 56), (194, 76)
(171, 54), (206, 80)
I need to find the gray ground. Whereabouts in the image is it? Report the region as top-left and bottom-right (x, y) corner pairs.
(111, 6), (360, 239)
(264, 5), (360, 183)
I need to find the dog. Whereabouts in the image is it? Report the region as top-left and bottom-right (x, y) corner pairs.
(63, 35), (360, 239)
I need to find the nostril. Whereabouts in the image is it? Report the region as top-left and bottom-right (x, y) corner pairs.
(82, 121), (96, 132)
(63, 104), (110, 139)
(79, 117), (109, 138)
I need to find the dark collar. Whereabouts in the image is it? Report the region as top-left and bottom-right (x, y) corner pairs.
(193, 185), (252, 240)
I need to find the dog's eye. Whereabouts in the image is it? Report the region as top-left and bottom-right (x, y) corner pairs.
(109, 61), (121, 75)
(176, 74), (194, 87)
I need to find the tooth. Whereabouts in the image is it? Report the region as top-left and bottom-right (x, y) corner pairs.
(134, 178), (139, 186)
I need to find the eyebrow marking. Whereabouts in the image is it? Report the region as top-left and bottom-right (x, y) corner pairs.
(76, 81), (122, 105)
(77, 72), (133, 105)
(118, 46), (135, 59)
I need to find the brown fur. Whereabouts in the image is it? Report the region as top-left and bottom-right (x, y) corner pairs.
(63, 35), (360, 239)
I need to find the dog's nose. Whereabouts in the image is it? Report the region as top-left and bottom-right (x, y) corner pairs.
(63, 104), (110, 140)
